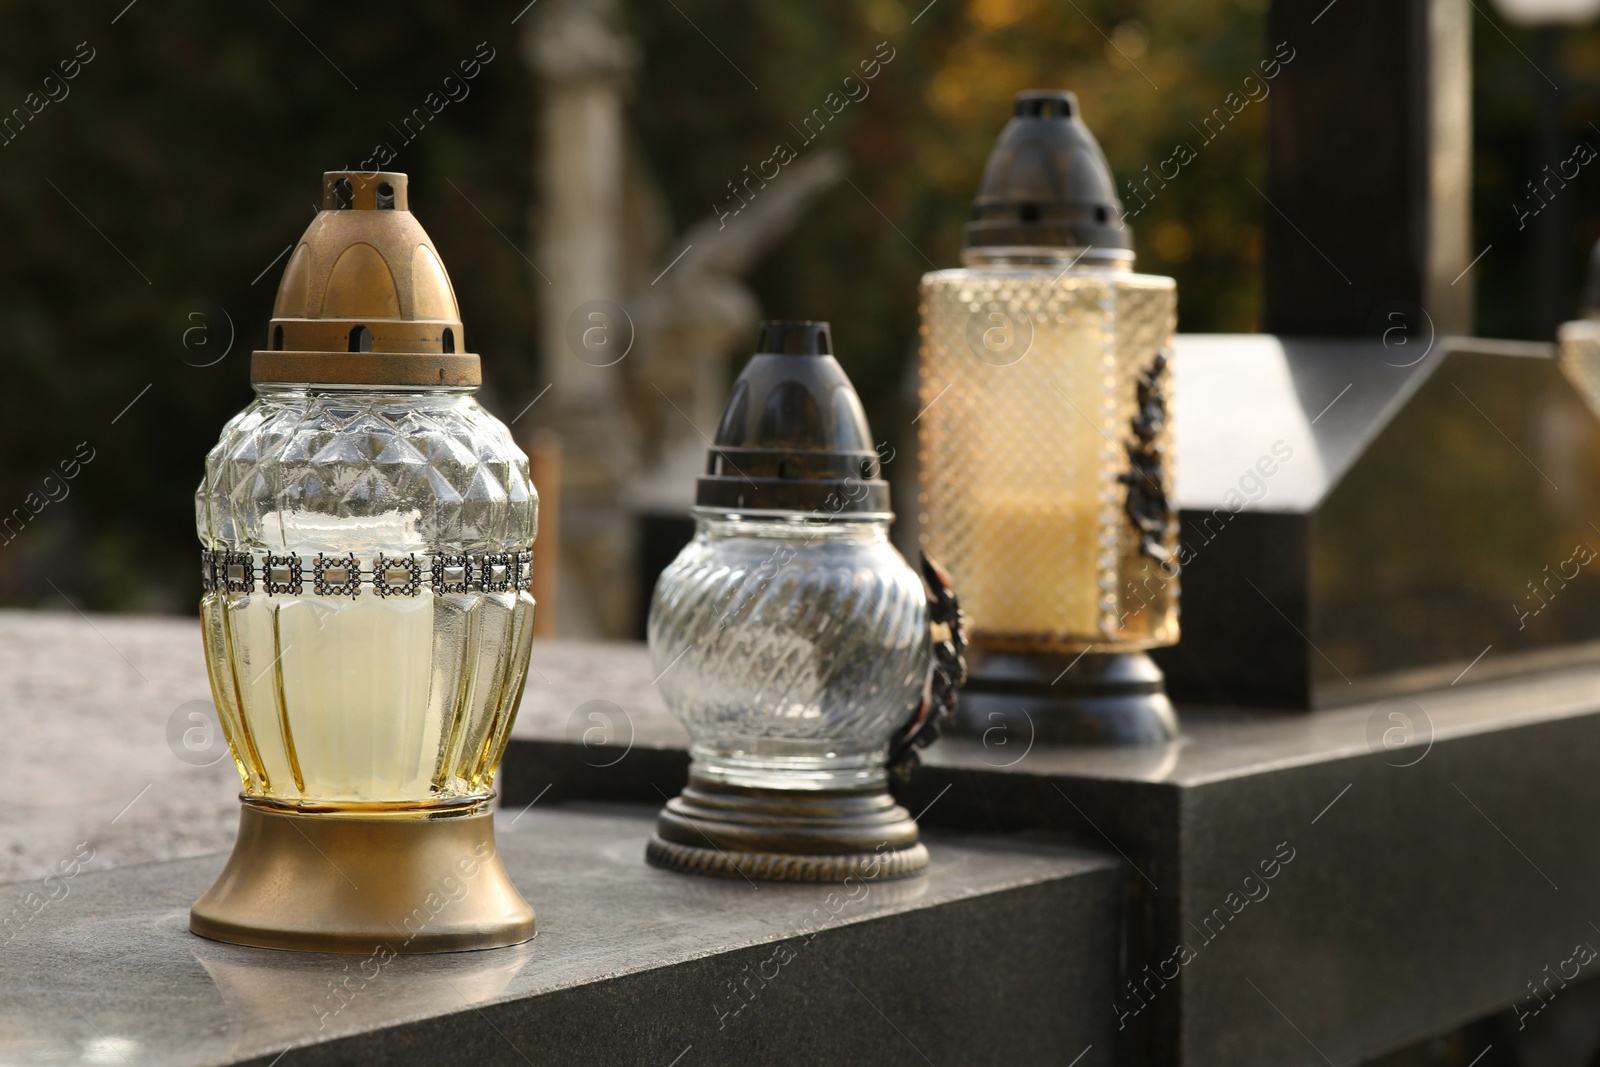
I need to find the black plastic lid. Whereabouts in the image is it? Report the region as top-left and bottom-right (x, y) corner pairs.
(696, 321), (890, 515)
(964, 90), (1132, 256)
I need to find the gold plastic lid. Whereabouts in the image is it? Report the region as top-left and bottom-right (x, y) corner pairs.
(250, 171), (481, 387)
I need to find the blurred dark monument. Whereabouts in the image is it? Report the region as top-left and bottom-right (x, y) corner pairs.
(1152, 0), (1600, 709)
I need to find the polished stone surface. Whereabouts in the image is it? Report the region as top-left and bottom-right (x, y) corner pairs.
(0, 803), (1119, 1067)
(0, 609), (239, 885)
(1156, 337), (1600, 709)
(499, 637), (1600, 1067)
(508, 629), (1600, 788)
(884, 668), (1600, 1066)
(0, 607), (675, 885)
(13, 609), (1600, 1064)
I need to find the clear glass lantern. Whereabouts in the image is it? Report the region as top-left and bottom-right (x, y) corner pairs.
(646, 322), (934, 882)
(918, 91), (1180, 744)
(190, 171), (538, 952)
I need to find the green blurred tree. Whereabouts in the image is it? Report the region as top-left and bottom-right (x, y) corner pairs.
(0, 2), (536, 611)
(627, 0), (1274, 409)
(0, 0), (1576, 613)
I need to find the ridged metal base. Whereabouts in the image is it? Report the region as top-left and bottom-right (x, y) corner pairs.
(190, 805), (535, 953)
(646, 837), (929, 881)
(647, 777), (929, 883)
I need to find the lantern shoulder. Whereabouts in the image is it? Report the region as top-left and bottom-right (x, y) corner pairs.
(196, 388), (536, 554)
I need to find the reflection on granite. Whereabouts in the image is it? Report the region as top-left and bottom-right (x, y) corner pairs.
(505, 619), (1600, 791)
(0, 804), (1115, 1067)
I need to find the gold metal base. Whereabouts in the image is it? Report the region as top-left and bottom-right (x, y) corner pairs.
(648, 777), (929, 883)
(191, 805), (534, 954)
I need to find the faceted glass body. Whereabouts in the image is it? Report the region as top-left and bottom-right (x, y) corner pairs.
(648, 512), (929, 791)
(918, 253), (1178, 651)
(195, 385), (537, 813)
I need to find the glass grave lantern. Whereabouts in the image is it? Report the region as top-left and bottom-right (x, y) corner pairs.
(918, 91), (1180, 744)
(190, 171), (539, 951)
(647, 322), (934, 881)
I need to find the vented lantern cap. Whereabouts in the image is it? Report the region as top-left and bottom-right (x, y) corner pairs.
(250, 171), (481, 388)
(964, 90), (1133, 260)
(696, 321), (890, 515)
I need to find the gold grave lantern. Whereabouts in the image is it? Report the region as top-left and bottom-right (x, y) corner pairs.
(190, 172), (539, 951)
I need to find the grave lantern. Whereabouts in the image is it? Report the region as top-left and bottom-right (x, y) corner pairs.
(646, 321), (956, 881)
(190, 171), (539, 951)
(917, 91), (1181, 744)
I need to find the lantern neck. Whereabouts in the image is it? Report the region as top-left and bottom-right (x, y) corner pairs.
(691, 508), (892, 541)
(960, 246), (1135, 271)
(251, 382), (477, 399)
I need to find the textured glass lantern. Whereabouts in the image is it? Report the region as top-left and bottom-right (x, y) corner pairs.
(646, 322), (935, 881)
(190, 172), (538, 951)
(918, 91), (1180, 744)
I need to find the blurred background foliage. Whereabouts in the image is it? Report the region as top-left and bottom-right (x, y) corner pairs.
(0, 0), (1588, 613)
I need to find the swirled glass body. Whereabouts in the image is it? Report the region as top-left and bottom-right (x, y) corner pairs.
(194, 385), (537, 813)
(648, 512), (929, 791)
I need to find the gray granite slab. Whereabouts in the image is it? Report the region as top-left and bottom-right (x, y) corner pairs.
(513, 636), (686, 750)
(506, 626), (1600, 788)
(498, 639), (1600, 1065)
(0, 608), (673, 886)
(17, 607), (1599, 1063)
(0, 609), (240, 886)
(0, 803), (1120, 1067)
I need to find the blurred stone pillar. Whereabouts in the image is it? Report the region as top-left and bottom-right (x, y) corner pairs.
(523, 0), (640, 637)
(1265, 0), (1473, 336)
(621, 152), (847, 634)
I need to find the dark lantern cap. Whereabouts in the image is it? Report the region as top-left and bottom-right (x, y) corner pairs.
(964, 90), (1132, 258)
(696, 321), (890, 515)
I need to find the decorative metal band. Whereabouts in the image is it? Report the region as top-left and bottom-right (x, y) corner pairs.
(201, 548), (533, 597)
(645, 835), (929, 883)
